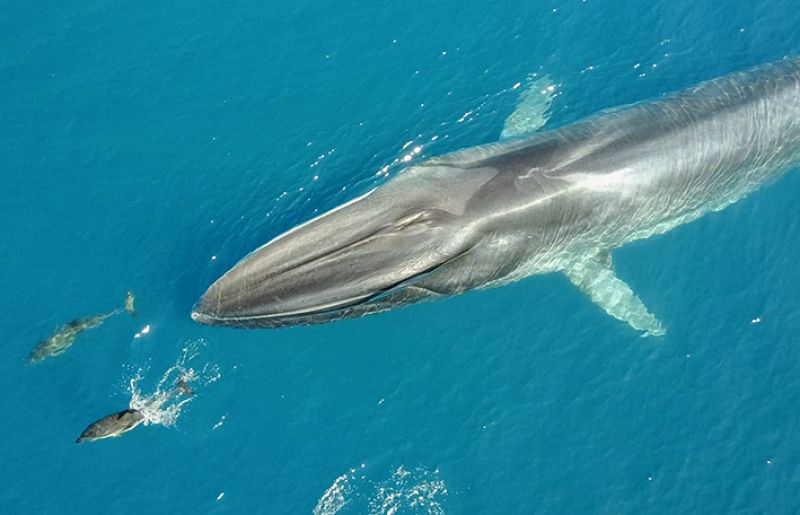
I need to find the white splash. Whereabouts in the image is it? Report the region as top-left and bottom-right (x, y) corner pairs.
(133, 324), (152, 339)
(369, 466), (448, 515)
(313, 465), (447, 515)
(127, 341), (221, 427)
(313, 474), (355, 515)
(212, 413), (227, 430)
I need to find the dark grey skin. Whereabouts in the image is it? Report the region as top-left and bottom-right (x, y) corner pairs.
(76, 409), (144, 444)
(175, 377), (194, 397)
(192, 59), (800, 334)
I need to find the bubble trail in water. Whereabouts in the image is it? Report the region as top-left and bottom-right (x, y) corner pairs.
(313, 465), (448, 515)
(313, 473), (356, 515)
(127, 340), (221, 427)
(369, 466), (448, 515)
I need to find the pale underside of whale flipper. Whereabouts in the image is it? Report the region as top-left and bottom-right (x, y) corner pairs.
(563, 251), (666, 337)
(500, 74), (556, 140)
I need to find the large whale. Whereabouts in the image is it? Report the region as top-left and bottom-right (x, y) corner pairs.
(192, 58), (800, 334)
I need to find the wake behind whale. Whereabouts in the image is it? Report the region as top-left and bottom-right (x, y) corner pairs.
(193, 58), (800, 334)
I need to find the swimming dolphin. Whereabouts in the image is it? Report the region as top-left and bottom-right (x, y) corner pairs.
(75, 408), (144, 444)
(192, 59), (800, 335)
(28, 293), (137, 364)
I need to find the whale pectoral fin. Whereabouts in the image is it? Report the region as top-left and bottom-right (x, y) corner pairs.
(500, 74), (556, 140)
(564, 252), (666, 337)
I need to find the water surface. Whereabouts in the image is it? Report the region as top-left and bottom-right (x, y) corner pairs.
(3, 1), (800, 513)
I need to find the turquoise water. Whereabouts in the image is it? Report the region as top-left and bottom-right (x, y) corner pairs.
(4, 1), (800, 513)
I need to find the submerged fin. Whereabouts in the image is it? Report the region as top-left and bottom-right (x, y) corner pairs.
(564, 251), (665, 337)
(500, 74), (556, 140)
(421, 74), (556, 169)
(124, 292), (136, 316)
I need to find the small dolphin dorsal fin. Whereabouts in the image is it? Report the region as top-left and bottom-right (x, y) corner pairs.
(564, 251), (665, 336)
(500, 74), (556, 140)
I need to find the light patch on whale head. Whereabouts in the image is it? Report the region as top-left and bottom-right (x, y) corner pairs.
(565, 167), (650, 193)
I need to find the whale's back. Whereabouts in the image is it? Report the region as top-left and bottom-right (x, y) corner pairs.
(457, 58), (800, 250)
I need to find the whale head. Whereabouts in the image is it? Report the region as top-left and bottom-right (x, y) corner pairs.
(191, 165), (498, 328)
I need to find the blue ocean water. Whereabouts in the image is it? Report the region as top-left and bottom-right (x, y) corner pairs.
(3, 0), (800, 513)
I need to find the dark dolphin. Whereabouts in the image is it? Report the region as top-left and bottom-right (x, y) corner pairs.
(76, 409), (144, 444)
